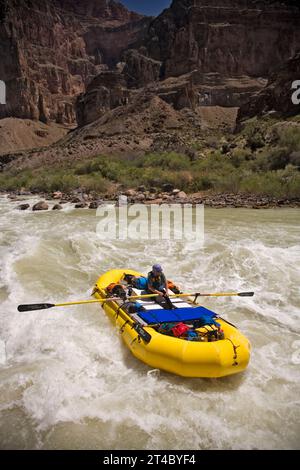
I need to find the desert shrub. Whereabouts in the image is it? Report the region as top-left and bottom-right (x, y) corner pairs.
(248, 150), (270, 172)
(194, 151), (234, 173)
(240, 168), (300, 198)
(250, 146), (294, 172)
(77, 174), (109, 193)
(205, 135), (220, 149)
(0, 174), (20, 190)
(1, 133), (299, 200)
(278, 126), (300, 152)
(51, 174), (78, 192)
(0, 170), (36, 190)
(214, 172), (242, 193)
(243, 120), (265, 151)
(27, 172), (78, 193)
(230, 148), (253, 168)
(266, 147), (291, 171)
(161, 170), (193, 191)
(290, 151), (300, 168)
(75, 161), (94, 175)
(191, 141), (204, 151)
(75, 156), (113, 176)
(28, 175), (49, 192)
(189, 175), (213, 191)
(240, 173), (281, 197)
(115, 166), (190, 192)
(286, 178), (300, 198)
(136, 152), (190, 171)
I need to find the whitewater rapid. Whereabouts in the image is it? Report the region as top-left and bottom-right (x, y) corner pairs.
(0, 195), (299, 449)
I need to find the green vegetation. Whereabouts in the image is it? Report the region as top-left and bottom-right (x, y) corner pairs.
(1, 118), (299, 199)
(74, 152), (194, 190)
(0, 167), (109, 194)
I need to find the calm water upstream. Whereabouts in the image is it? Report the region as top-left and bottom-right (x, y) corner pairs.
(0, 195), (299, 449)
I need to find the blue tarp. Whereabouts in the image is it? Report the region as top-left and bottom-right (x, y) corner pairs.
(139, 306), (220, 325)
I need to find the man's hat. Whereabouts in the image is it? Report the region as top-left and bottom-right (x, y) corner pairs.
(152, 264), (162, 272)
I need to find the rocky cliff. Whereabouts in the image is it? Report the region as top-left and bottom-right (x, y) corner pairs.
(238, 52), (300, 121)
(1, 0), (300, 162)
(0, 0), (150, 123)
(143, 0), (300, 79)
(76, 0), (300, 127)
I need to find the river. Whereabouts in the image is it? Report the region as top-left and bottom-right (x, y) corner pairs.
(0, 195), (299, 449)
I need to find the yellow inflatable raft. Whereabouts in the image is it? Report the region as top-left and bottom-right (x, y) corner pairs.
(93, 269), (251, 378)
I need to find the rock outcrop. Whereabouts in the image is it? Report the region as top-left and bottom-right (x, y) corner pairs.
(122, 49), (162, 88)
(1, 0), (300, 164)
(76, 0), (300, 127)
(76, 71), (129, 126)
(238, 53), (300, 121)
(143, 0), (300, 79)
(0, 0), (150, 124)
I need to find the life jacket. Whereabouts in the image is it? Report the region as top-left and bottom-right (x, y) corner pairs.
(167, 280), (180, 294)
(148, 271), (166, 290)
(106, 283), (126, 300)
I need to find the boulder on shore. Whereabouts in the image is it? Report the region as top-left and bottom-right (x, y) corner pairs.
(162, 183), (175, 193)
(177, 191), (188, 199)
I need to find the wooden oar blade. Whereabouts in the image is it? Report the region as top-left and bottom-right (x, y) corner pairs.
(238, 292), (254, 297)
(18, 303), (55, 312)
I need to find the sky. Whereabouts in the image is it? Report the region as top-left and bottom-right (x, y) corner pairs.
(121, 1), (172, 16)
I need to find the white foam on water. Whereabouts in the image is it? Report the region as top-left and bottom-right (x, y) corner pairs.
(0, 198), (299, 449)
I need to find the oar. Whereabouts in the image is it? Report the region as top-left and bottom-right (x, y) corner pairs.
(17, 298), (152, 343)
(175, 292), (254, 298)
(17, 295), (159, 312)
(128, 291), (254, 299)
(18, 299), (115, 312)
(127, 291), (254, 300)
(17, 291), (254, 312)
